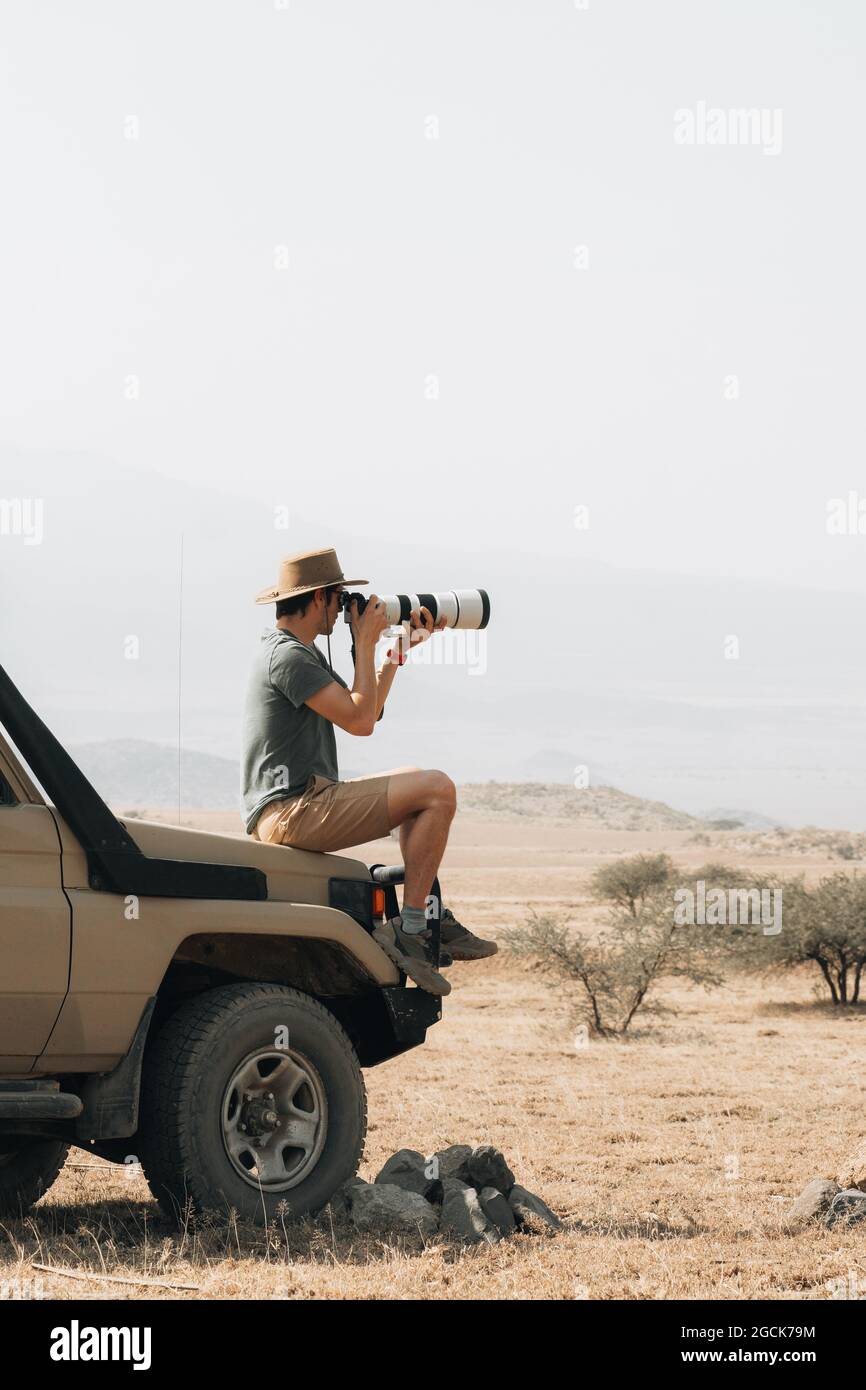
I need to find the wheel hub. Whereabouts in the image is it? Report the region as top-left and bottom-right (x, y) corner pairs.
(221, 1048), (328, 1192)
(238, 1091), (279, 1137)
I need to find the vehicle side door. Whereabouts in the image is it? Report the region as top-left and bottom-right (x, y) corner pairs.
(0, 772), (72, 1061)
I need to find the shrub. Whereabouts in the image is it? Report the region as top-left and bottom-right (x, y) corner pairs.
(766, 872), (866, 1004)
(504, 893), (724, 1037)
(589, 853), (675, 917)
(506, 857), (781, 1035)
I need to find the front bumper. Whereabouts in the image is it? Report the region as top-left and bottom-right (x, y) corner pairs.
(327, 986), (442, 1067)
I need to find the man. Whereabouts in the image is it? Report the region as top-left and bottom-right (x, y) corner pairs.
(241, 547), (497, 996)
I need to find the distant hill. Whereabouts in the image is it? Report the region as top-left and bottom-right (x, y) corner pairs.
(71, 739), (240, 812)
(70, 738), (363, 812)
(456, 781), (705, 830)
(701, 806), (785, 831)
(69, 740), (789, 835)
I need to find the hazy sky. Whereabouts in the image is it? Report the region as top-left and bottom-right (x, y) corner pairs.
(2, 2), (865, 825)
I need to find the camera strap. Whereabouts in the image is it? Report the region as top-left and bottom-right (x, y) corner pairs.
(323, 589), (337, 677)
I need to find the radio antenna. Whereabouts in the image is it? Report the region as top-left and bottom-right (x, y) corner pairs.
(177, 533), (184, 825)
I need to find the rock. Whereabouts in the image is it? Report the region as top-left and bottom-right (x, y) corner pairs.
(467, 1145), (516, 1194)
(374, 1149), (432, 1198)
(781, 1177), (840, 1231)
(825, 1189), (866, 1229)
(507, 1183), (563, 1232)
(440, 1178), (500, 1245)
(479, 1185), (517, 1237)
(326, 1176), (370, 1218)
(351, 1182), (439, 1237)
(426, 1144), (473, 1185)
(836, 1139), (866, 1191)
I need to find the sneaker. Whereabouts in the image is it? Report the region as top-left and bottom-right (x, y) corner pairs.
(439, 907), (499, 960)
(373, 918), (452, 996)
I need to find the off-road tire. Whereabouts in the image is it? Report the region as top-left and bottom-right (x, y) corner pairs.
(138, 983), (367, 1226)
(0, 1139), (69, 1218)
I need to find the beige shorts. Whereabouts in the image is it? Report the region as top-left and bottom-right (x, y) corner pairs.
(252, 773), (394, 853)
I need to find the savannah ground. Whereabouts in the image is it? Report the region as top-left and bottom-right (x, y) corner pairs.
(3, 792), (865, 1301)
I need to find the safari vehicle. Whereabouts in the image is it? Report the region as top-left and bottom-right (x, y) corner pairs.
(0, 663), (441, 1225)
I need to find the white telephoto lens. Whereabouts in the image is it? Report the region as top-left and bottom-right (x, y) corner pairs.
(448, 590), (487, 629)
(381, 596), (403, 625)
(374, 590), (490, 629)
(433, 592), (460, 627)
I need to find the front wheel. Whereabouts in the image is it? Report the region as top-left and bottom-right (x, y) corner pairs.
(138, 983), (366, 1226)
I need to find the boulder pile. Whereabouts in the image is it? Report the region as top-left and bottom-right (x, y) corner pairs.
(328, 1144), (563, 1245)
(782, 1140), (866, 1230)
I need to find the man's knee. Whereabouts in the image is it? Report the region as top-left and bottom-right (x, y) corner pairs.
(428, 769), (457, 814)
(387, 767), (456, 823)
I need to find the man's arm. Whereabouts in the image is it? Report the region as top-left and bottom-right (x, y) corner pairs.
(374, 656), (398, 717)
(307, 602), (442, 733)
(371, 607), (440, 717)
(306, 646), (377, 735)
(305, 595), (387, 736)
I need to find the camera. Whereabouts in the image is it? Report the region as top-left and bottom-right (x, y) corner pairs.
(340, 589), (490, 630)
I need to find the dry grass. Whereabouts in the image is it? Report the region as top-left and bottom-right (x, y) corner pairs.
(3, 814), (866, 1301)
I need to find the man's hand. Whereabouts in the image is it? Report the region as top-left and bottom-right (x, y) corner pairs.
(382, 606), (446, 666)
(307, 595), (386, 736)
(351, 594), (388, 648)
(408, 606), (446, 645)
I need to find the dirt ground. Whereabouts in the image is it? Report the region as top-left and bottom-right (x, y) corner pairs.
(3, 814), (865, 1301)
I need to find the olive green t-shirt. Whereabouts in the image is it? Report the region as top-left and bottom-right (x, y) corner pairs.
(240, 629), (347, 833)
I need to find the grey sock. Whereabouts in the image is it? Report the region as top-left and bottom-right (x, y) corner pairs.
(399, 906), (428, 935)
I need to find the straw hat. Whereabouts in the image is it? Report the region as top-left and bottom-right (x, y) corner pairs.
(254, 547), (368, 605)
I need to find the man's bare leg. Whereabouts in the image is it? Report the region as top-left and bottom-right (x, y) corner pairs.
(368, 766), (496, 978)
(390, 775), (496, 959)
(384, 768), (456, 910)
(397, 815), (416, 877)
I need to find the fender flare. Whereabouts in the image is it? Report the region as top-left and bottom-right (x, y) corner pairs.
(76, 997), (156, 1142)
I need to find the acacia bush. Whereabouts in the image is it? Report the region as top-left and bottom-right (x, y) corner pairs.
(589, 853), (675, 917)
(765, 872), (866, 1004)
(506, 858), (777, 1036)
(508, 854), (866, 1028)
(505, 895), (725, 1036)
